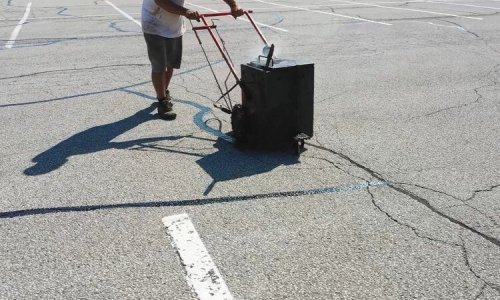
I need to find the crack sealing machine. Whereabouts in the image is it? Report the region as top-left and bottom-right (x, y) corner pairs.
(191, 11), (314, 154)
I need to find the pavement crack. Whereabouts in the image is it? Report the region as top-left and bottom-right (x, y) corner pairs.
(56, 7), (71, 16)
(317, 90), (349, 104)
(173, 82), (217, 103)
(367, 185), (458, 246)
(396, 182), (464, 201)
(306, 155), (370, 182)
(412, 84), (486, 119)
(445, 203), (499, 228)
(109, 21), (130, 33)
(473, 284), (486, 300)
(367, 186), (500, 295)
(466, 184), (500, 202)
(410, 62), (499, 120)
(441, 20), (479, 38)
(441, 20), (500, 55)
(306, 142), (500, 248)
(460, 237), (500, 295)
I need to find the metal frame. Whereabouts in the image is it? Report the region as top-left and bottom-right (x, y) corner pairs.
(190, 10), (269, 113)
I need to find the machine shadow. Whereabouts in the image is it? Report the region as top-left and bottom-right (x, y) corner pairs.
(24, 102), (185, 176)
(196, 138), (299, 195)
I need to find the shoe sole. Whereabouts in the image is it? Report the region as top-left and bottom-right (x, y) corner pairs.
(159, 112), (177, 120)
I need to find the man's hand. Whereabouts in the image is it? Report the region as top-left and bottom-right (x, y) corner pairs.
(185, 9), (200, 21)
(230, 5), (244, 18)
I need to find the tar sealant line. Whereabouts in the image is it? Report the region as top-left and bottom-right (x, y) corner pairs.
(4, 2), (32, 49)
(163, 214), (234, 300)
(104, 0), (141, 27)
(0, 181), (389, 219)
(329, 0), (483, 20)
(251, 0), (393, 26)
(25, 13), (141, 21)
(186, 2), (288, 32)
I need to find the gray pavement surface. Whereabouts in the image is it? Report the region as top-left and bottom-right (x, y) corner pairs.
(1, 0), (499, 299)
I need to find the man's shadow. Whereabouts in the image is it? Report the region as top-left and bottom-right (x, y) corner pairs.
(24, 103), (185, 176)
(196, 138), (299, 195)
(24, 91), (301, 196)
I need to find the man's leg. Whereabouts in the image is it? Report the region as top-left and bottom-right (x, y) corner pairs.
(152, 71), (166, 99)
(144, 33), (176, 119)
(150, 67), (173, 99)
(164, 67), (174, 93)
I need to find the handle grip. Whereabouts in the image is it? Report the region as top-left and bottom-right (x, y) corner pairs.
(199, 10), (253, 18)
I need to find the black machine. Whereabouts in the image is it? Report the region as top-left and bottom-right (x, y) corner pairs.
(233, 58), (314, 152)
(191, 12), (314, 154)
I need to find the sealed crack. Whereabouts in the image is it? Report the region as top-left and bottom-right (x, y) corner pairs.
(110, 21), (129, 33)
(0, 63), (148, 81)
(56, 7), (70, 16)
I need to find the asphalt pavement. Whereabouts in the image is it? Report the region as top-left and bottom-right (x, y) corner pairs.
(1, 0), (499, 299)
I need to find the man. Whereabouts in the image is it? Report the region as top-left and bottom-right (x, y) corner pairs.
(142, 0), (244, 119)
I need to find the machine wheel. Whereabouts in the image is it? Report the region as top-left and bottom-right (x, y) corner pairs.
(231, 104), (247, 145)
(293, 133), (309, 155)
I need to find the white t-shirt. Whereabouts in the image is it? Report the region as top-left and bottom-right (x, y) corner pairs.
(141, 0), (186, 38)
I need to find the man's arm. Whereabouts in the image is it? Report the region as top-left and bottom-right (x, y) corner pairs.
(223, 0), (244, 18)
(154, 0), (199, 20)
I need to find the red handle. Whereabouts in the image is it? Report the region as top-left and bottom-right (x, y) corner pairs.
(199, 10), (253, 18)
(191, 9), (270, 83)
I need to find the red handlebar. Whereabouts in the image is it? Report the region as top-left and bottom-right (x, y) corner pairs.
(191, 9), (269, 83)
(199, 10), (253, 18)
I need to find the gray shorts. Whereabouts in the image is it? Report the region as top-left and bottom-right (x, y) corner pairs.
(143, 33), (182, 72)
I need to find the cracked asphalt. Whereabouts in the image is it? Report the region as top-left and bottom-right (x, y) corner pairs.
(1, 0), (499, 299)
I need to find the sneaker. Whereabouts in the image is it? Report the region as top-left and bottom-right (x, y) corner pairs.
(158, 98), (176, 120)
(165, 89), (173, 102)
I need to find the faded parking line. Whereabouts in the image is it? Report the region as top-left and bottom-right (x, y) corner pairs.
(4, 2), (32, 49)
(163, 213), (233, 300)
(251, 0), (393, 25)
(329, 0), (483, 20)
(186, 1), (288, 32)
(104, 0), (141, 27)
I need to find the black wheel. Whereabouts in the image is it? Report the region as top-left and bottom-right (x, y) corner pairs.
(295, 140), (301, 155)
(231, 104), (247, 143)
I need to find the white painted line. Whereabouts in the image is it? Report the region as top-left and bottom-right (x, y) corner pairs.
(104, 0), (141, 27)
(424, 1), (500, 10)
(186, 2), (288, 32)
(163, 214), (233, 300)
(5, 2), (32, 49)
(251, 0), (393, 26)
(329, 0), (483, 20)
